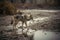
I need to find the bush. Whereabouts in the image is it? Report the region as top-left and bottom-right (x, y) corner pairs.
(0, 1), (17, 15)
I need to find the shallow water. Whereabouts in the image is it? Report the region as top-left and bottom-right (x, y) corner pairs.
(34, 30), (60, 40)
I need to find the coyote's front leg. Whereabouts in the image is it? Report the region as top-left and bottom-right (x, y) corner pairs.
(25, 21), (29, 34)
(22, 22), (24, 34)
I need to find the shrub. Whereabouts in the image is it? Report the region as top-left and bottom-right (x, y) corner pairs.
(0, 1), (17, 15)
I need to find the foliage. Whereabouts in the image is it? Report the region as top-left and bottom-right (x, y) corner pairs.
(0, 1), (16, 15)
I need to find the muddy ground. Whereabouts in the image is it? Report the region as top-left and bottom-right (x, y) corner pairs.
(0, 10), (60, 40)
